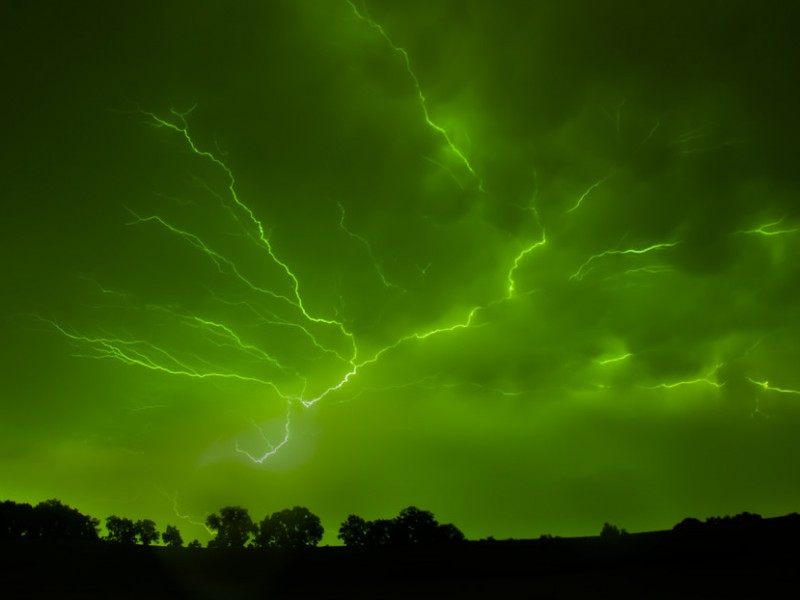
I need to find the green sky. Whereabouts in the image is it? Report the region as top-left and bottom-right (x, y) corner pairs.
(2, 0), (800, 545)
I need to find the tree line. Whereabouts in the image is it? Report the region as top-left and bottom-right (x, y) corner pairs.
(0, 499), (465, 549)
(5, 497), (777, 549)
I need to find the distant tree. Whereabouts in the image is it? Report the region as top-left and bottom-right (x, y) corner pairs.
(255, 506), (324, 548)
(600, 522), (627, 537)
(673, 517), (703, 534)
(0, 500), (34, 539)
(435, 522), (466, 544)
(731, 512), (762, 526)
(135, 519), (160, 546)
(340, 507), (466, 547)
(364, 518), (395, 546)
(187, 539), (203, 548)
(206, 506), (255, 548)
(338, 514), (368, 547)
(106, 516), (138, 544)
(393, 506), (440, 545)
(30, 499), (99, 540)
(162, 524), (184, 548)
(703, 512), (763, 536)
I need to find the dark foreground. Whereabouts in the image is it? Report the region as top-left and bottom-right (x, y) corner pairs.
(2, 516), (799, 599)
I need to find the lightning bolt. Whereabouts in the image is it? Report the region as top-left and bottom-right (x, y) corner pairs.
(43, 104), (513, 464)
(641, 364), (726, 390)
(745, 377), (800, 419)
(565, 175), (612, 214)
(594, 353), (633, 366)
(735, 218), (800, 237)
(570, 242), (680, 281)
(346, 0), (482, 191)
(336, 201), (405, 291)
(235, 407), (292, 464)
(162, 490), (214, 536)
(746, 378), (800, 396)
(42, 13), (769, 467)
(507, 202), (547, 297)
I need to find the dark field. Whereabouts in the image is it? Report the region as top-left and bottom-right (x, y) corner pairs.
(3, 516), (798, 599)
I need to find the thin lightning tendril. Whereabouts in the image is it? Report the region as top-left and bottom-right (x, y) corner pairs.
(594, 353), (633, 366)
(507, 205), (546, 297)
(735, 218), (800, 237)
(346, 0), (483, 191)
(570, 242), (680, 281)
(641, 364), (726, 390)
(747, 378), (800, 396)
(565, 175), (612, 214)
(144, 108), (355, 346)
(336, 201), (404, 291)
(162, 491), (214, 535)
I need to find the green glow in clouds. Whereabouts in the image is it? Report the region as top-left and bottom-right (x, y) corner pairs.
(2, 1), (800, 544)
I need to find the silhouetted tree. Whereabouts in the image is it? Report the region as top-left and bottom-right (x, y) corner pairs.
(338, 514), (368, 546)
(255, 506), (324, 548)
(365, 518), (395, 546)
(339, 507), (466, 547)
(600, 522), (627, 537)
(673, 517), (703, 534)
(135, 519), (160, 546)
(187, 539), (202, 548)
(393, 506), (440, 545)
(30, 499), (99, 540)
(1, 499), (99, 541)
(206, 506), (255, 548)
(162, 524), (184, 548)
(435, 522), (466, 544)
(106, 516), (138, 544)
(701, 512), (763, 536)
(0, 500), (34, 539)
(731, 512), (762, 527)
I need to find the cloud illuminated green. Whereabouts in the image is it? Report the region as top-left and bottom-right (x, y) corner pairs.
(2, 0), (800, 545)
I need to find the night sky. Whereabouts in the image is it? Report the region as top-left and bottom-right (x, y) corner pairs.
(3, 1), (800, 545)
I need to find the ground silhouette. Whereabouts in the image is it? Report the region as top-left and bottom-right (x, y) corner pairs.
(2, 499), (799, 598)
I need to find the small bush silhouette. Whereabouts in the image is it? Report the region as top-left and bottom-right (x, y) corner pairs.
(600, 522), (628, 537)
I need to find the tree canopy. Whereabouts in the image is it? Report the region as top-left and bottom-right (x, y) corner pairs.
(136, 519), (160, 546)
(337, 506), (465, 547)
(162, 524), (184, 548)
(106, 516), (138, 544)
(206, 506), (255, 548)
(0, 499), (99, 541)
(255, 506), (324, 549)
